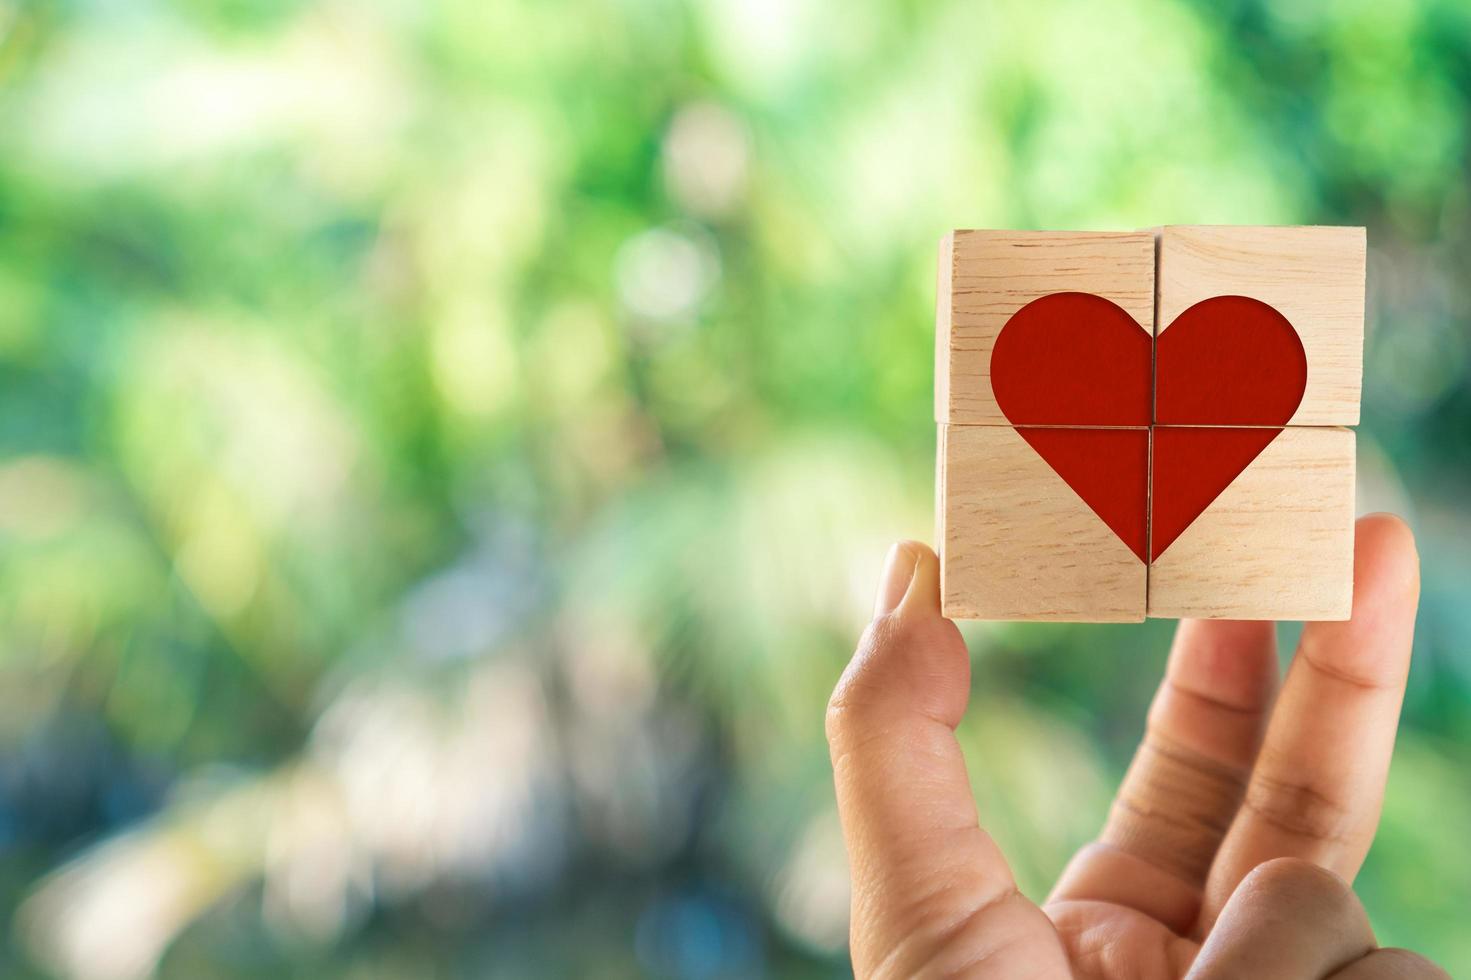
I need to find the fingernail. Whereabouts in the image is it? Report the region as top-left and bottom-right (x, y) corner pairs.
(873, 542), (920, 619)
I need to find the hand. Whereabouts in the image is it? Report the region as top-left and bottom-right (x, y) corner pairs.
(827, 515), (1447, 979)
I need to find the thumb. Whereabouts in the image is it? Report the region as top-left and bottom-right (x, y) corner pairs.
(827, 541), (1066, 977)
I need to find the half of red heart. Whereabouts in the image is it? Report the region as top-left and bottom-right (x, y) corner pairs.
(1015, 427), (1150, 562)
(1150, 295), (1307, 559)
(1155, 295), (1307, 426)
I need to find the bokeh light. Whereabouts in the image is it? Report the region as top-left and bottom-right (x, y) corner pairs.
(1, 1), (1469, 977)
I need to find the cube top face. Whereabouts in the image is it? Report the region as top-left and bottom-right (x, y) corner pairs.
(1158, 225), (1365, 426)
(935, 230), (1155, 425)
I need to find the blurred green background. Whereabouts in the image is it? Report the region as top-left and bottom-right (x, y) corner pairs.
(1, 0), (1469, 976)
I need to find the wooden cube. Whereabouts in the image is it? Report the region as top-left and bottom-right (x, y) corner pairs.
(936, 226), (1362, 623)
(1157, 226), (1365, 425)
(936, 230), (1155, 425)
(1147, 426), (1356, 620)
(939, 424), (1148, 622)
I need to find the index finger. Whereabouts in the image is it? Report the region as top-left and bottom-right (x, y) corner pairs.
(1049, 617), (1279, 934)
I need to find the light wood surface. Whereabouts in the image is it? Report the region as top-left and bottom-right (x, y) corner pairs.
(1147, 426), (1355, 620)
(935, 230), (1155, 424)
(934, 233), (955, 427)
(1157, 225), (1365, 426)
(936, 226), (1361, 622)
(939, 424), (1147, 621)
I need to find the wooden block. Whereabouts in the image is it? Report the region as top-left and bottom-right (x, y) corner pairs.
(935, 226), (1361, 622)
(1147, 426), (1355, 620)
(1157, 226), (1365, 426)
(935, 230), (1155, 425)
(940, 424), (1147, 622)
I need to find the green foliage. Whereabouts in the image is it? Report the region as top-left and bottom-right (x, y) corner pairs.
(0, 0), (1468, 976)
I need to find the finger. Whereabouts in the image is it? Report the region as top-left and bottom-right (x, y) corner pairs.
(1187, 858), (1375, 979)
(1049, 618), (1279, 932)
(827, 541), (1067, 977)
(1202, 514), (1420, 928)
(1328, 948), (1452, 980)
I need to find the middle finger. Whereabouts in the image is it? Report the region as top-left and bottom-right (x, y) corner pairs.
(1049, 618), (1278, 933)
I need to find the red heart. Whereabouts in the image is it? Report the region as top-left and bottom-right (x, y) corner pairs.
(990, 293), (1307, 563)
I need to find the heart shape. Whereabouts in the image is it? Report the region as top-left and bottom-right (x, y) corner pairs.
(991, 292), (1307, 562)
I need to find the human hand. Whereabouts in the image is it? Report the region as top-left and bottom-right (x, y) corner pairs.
(827, 515), (1447, 978)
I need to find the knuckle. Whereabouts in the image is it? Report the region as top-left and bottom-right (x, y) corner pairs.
(823, 693), (863, 750)
(825, 620), (896, 743)
(825, 614), (938, 720)
(825, 612), (967, 755)
(1241, 765), (1358, 845)
(1298, 635), (1401, 692)
(1101, 733), (1248, 883)
(823, 697), (866, 751)
(881, 886), (1037, 980)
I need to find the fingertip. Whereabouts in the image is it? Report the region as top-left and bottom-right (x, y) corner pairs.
(1286, 515), (1419, 707)
(1218, 857), (1369, 942)
(1167, 618), (1279, 713)
(873, 540), (925, 619)
(895, 540), (942, 620)
(1354, 513), (1420, 607)
(834, 541), (967, 738)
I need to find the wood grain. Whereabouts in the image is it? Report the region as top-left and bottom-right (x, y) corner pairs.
(1147, 426), (1355, 620)
(936, 230), (1155, 425)
(939, 423), (1147, 621)
(1157, 225), (1365, 426)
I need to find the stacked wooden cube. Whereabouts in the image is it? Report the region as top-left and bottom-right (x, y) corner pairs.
(935, 226), (1365, 622)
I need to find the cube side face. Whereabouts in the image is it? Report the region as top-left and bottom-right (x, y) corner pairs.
(934, 232), (955, 425)
(934, 421), (947, 589)
(1147, 426), (1356, 620)
(937, 230), (1156, 425)
(939, 424), (1147, 622)
(1157, 225), (1366, 426)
